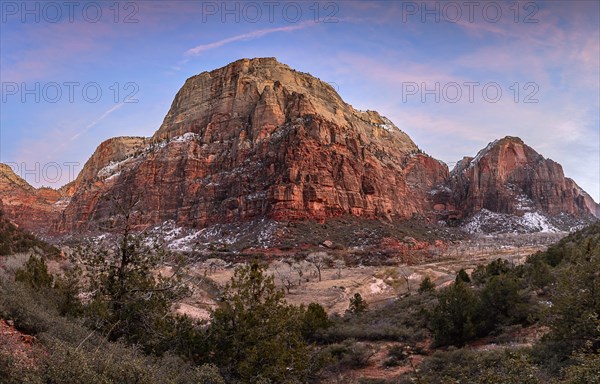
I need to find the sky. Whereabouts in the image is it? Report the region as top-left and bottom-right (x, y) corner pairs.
(0, 0), (598, 201)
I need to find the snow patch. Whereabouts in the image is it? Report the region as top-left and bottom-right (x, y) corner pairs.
(463, 209), (559, 234)
(378, 116), (400, 132)
(143, 218), (285, 252)
(514, 194), (534, 211)
(470, 139), (499, 168)
(97, 158), (133, 179)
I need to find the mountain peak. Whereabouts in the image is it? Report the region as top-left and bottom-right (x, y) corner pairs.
(2, 59), (597, 236)
(153, 57), (350, 142)
(51, 58), (441, 232)
(152, 57), (416, 150)
(0, 163), (33, 191)
(497, 136), (524, 145)
(445, 137), (600, 224)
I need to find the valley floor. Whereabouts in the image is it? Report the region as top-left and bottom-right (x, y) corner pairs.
(179, 234), (559, 319)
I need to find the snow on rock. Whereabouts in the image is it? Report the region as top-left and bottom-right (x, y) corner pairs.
(146, 132), (201, 152)
(520, 212), (558, 233)
(143, 218), (285, 252)
(464, 209), (560, 234)
(514, 194), (534, 211)
(97, 157), (133, 179)
(378, 116), (400, 132)
(469, 139), (499, 168)
(428, 184), (452, 195)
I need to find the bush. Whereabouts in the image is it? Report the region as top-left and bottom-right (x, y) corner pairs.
(477, 274), (530, 335)
(74, 233), (190, 353)
(15, 254), (53, 290)
(300, 302), (332, 341)
(207, 261), (310, 383)
(418, 277), (435, 293)
(321, 294), (433, 343)
(455, 268), (471, 284)
(347, 293), (368, 314)
(0, 280), (53, 335)
(324, 339), (376, 369)
(430, 281), (479, 346)
(560, 347), (600, 384)
(417, 348), (542, 384)
(383, 345), (409, 367)
(526, 260), (554, 290)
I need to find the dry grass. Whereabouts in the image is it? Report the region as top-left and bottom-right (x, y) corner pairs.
(178, 239), (552, 319)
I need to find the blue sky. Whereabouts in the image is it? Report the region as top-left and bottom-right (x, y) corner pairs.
(1, 0), (598, 201)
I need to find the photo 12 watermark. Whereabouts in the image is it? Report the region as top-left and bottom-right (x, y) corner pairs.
(199, 1), (339, 23)
(400, 1), (539, 23)
(401, 81), (540, 103)
(1, 1), (139, 23)
(1, 82), (139, 104)
(4, 162), (81, 185)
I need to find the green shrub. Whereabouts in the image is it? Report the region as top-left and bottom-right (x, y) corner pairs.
(560, 347), (600, 384)
(418, 277), (435, 293)
(207, 261), (310, 383)
(430, 281), (479, 346)
(15, 254), (53, 290)
(477, 274), (530, 335)
(324, 339), (376, 369)
(455, 268), (471, 283)
(74, 233), (190, 353)
(300, 302), (332, 341)
(347, 293), (368, 314)
(417, 348), (541, 384)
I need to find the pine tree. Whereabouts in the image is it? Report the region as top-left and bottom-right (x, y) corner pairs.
(207, 261), (310, 382)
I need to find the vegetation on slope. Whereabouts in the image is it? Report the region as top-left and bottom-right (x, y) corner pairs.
(0, 220), (598, 383)
(0, 210), (59, 256)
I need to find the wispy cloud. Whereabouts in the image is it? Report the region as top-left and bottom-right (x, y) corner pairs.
(86, 103), (125, 130)
(184, 21), (316, 56)
(69, 103), (126, 142)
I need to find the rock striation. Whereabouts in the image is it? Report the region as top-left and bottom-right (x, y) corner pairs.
(0, 164), (63, 232)
(428, 136), (600, 230)
(452, 137), (598, 217)
(1, 59), (598, 236)
(55, 57), (448, 232)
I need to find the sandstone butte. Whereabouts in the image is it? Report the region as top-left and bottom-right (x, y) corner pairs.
(0, 58), (598, 235)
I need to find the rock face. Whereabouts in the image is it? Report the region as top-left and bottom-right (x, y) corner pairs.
(0, 164), (63, 232)
(1, 59), (598, 236)
(429, 137), (600, 227)
(54, 57), (447, 232)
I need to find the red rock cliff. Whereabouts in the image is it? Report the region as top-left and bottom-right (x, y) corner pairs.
(446, 137), (600, 219)
(0, 164), (63, 233)
(2, 59), (598, 235)
(55, 58), (448, 232)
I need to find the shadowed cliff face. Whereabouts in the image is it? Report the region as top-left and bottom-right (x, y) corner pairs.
(1, 59), (598, 235)
(444, 137), (600, 220)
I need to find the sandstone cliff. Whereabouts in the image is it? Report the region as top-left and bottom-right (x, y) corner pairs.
(56, 57), (448, 232)
(426, 137), (600, 232)
(1, 58), (598, 237)
(449, 137), (599, 218)
(0, 164), (63, 232)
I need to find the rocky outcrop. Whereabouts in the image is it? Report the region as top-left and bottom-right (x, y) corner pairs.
(55, 58), (447, 232)
(434, 137), (600, 224)
(1, 59), (598, 236)
(61, 136), (148, 196)
(0, 164), (63, 232)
